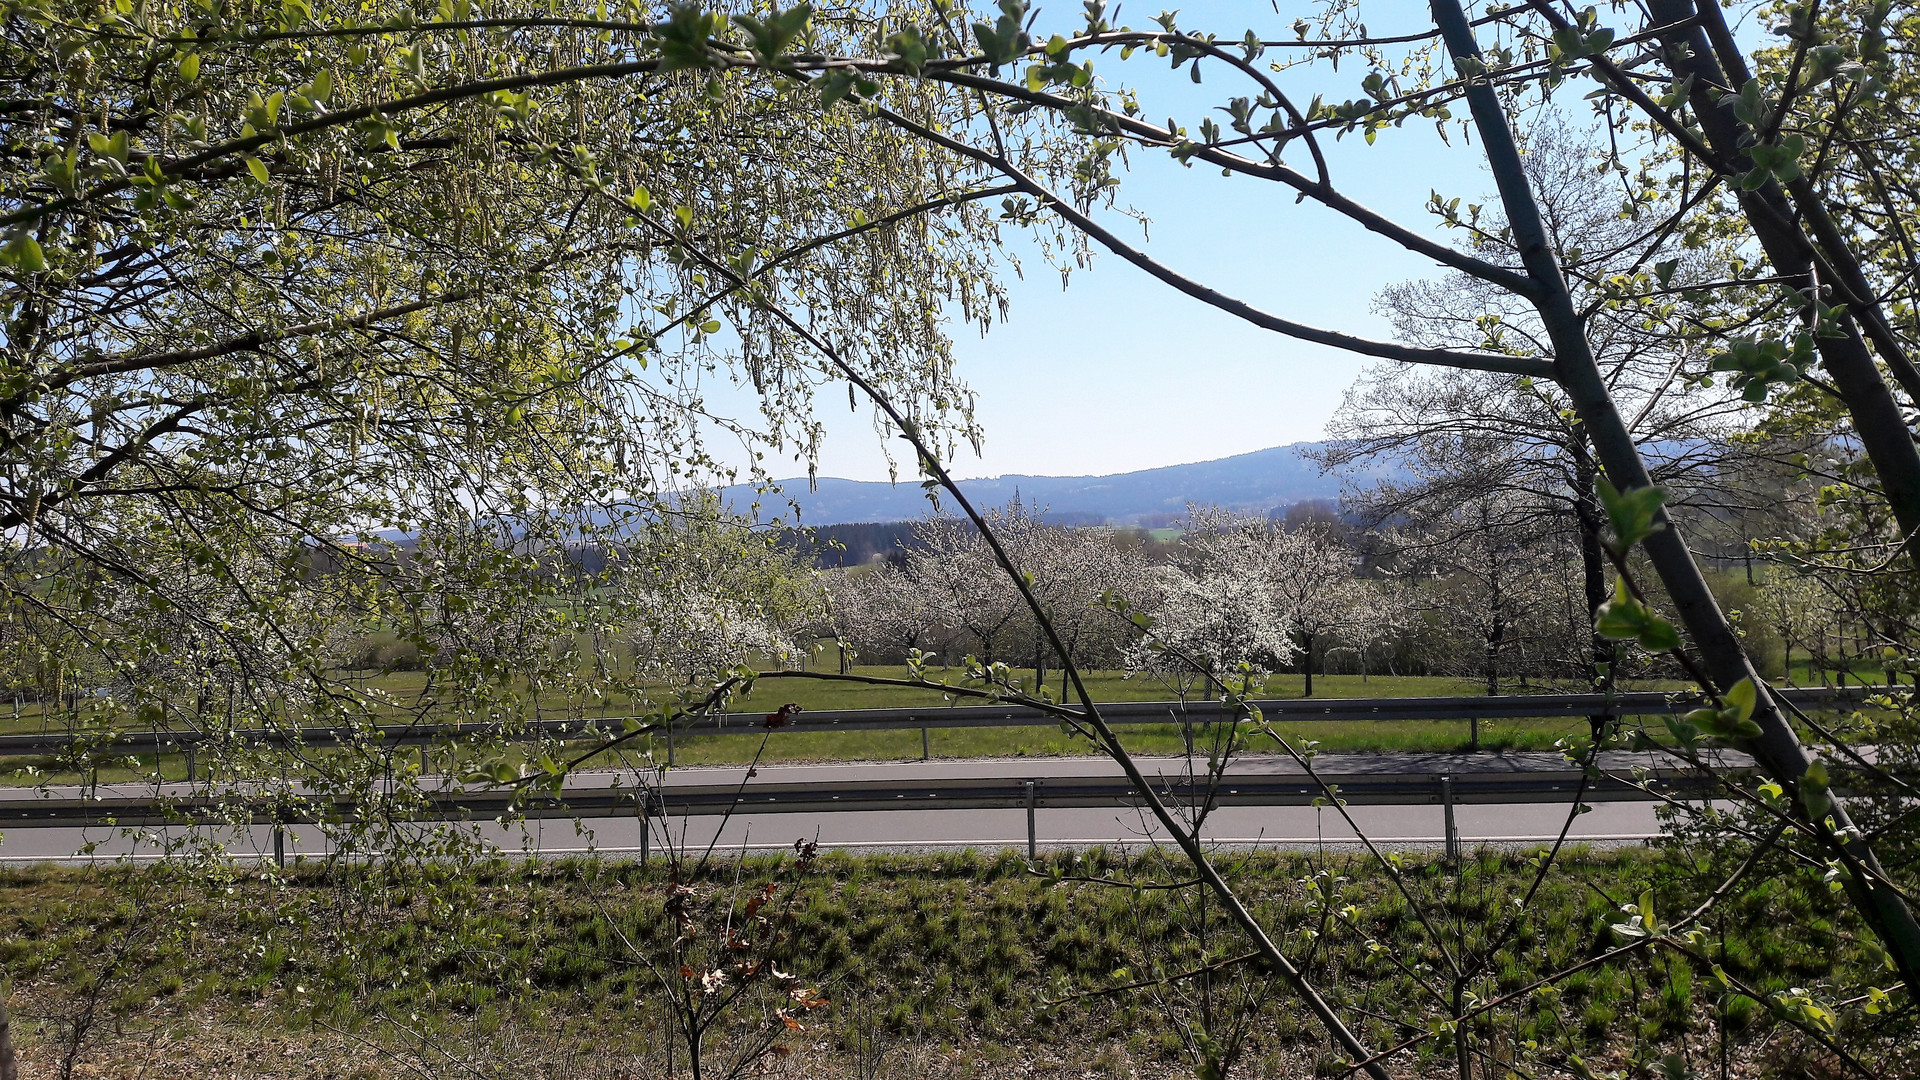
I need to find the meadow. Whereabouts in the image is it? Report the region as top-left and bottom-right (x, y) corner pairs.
(0, 844), (1898, 1079)
(1, 668), (1709, 783)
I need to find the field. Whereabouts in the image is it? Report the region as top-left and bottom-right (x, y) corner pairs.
(2, 669), (1709, 783)
(0, 667), (1504, 733)
(0, 846), (1902, 1079)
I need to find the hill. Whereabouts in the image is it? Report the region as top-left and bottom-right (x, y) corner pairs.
(724, 441), (1393, 526)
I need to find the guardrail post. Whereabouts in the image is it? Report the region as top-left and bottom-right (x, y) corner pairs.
(1025, 780), (1038, 861)
(1440, 775), (1460, 862)
(273, 824), (286, 869)
(638, 784), (652, 865)
(183, 745), (195, 784)
(666, 721), (676, 768)
(419, 743), (429, 776)
(921, 726), (930, 762)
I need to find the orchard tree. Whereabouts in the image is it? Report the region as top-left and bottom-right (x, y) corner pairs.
(893, 502), (1149, 687)
(1008, 512), (1153, 692)
(820, 560), (941, 670)
(1134, 510), (1369, 696)
(904, 508), (1031, 663)
(1264, 520), (1367, 697)
(1327, 573), (1412, 683)
(1130, 511), (1301, 689)
(608, 500), (822, 686)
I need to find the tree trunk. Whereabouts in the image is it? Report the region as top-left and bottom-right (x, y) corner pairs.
(1301, 631), (1315, 697)
(1571, 450), (1616, 687)
(1484, 582), (1503, 697)
(1433, 0), (1920, 990)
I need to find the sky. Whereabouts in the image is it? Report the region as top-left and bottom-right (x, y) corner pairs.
(707, 0), (1510, 484)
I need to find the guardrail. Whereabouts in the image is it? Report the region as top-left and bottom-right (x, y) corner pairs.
(0, 753), (1749, 829)
(0, 686), (1870, 761)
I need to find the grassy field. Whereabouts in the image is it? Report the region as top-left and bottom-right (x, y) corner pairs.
(9, 659), (1719, 731)
(0, 667), (1501, 733)
(0, 847), (1902, 1079)
(609, 715), (1588, 768)
(2, 669), (1660, 781)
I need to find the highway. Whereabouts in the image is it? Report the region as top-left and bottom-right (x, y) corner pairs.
(0, 749), (1725, 863)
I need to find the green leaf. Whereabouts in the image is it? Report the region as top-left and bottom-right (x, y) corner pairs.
(1723, 677), (1756, 721)
(1803, 760), (1829, 792)
(1596, 477), (1666, 552)
(178, 51), (200, 80)
(1594, 578), (1680, 652)
(1, 230), (47, 272)
(654, 5), (723, 71)
(1690, 703), (1762, 743)
(1663, 714), (1702, 748)
(1801, 760), (1833, 819)
(885, 25), (934, 73)
(244, 155), (271, 185)
(816, 69), (858, 108)
(1638, 614), (1681, 652)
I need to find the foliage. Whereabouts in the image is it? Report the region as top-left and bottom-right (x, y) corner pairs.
(0, 0), (1041, 849)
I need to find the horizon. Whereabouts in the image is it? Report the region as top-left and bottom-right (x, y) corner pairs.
(755, 438), (1334, 487)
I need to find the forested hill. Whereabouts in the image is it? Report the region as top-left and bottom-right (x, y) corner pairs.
(724, 441), (1396, 526)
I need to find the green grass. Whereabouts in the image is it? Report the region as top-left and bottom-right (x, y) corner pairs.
(593, 717), (1584, 768)
(0, 846), (1900, 1078)
(0, 668), (1756, 780)
(0, 668), (1607, 737)
(0, 671), (1616, 781)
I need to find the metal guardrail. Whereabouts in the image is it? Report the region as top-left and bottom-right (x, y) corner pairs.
(0, 757), (1746, 828)
(0, 686), (1871, 760)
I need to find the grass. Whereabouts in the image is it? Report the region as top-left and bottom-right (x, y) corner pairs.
(0, 716), (1587, 784)
(595, 716), (1586, 768)
(0, 846), (1904, 1079)
(10, 666), (1852, 780)
(1, 670), (1648, 781)
(0, 667), (1645, 737)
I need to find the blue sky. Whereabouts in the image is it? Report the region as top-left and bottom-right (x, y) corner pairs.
(725, 0), (1510, 483)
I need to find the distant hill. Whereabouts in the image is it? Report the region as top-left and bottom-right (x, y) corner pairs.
(722, 441), (1398, 526)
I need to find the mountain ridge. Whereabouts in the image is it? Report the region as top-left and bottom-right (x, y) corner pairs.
(720, 441), (1396, 526)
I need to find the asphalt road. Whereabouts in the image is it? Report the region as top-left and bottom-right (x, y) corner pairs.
(0, 800), (1676, 863)
(0, 751), (1708, 863)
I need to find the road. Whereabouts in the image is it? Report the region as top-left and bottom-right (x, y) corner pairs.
(0, 800), (1676, 863)
(0, 750), (1715, 863)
